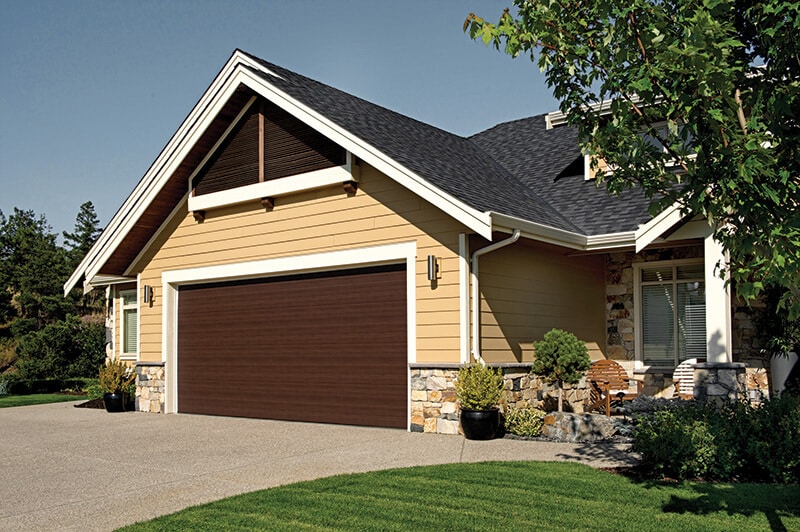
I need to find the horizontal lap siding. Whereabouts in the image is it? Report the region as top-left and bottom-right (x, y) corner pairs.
(137, 164), (465, 364)
(478, 240), (606, 363)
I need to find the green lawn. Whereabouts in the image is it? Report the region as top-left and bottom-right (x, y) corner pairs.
(119, 461), (800, 531)
(0, 393), (83, 408)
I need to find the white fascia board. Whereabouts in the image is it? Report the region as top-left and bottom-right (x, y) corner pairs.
(233, 68), (494, 239)
(490, 212), (587, 250)
(65, 52), (265, 295)
(634, 203), (684, 252)
(84, 274), (136, 292)
(546, 94), (650, 129)
(491, 212), (640, 251)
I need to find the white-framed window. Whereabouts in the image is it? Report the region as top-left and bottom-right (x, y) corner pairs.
(634, 260), (706, 368)
(120, 289), (138, 358)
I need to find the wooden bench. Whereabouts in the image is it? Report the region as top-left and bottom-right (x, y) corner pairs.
(587, 359), (640, 416)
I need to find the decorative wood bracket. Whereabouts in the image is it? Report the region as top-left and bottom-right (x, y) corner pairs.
(192, 210), (205, 223)
(342, 181), (358, 196)
(261, 197), (275, 211)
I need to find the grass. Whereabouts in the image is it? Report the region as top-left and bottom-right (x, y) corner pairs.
(0, 393), (84, 408)
(118, 461), (800, 531)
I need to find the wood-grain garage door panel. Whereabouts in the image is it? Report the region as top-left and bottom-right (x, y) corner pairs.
(177, 265), (407, 428)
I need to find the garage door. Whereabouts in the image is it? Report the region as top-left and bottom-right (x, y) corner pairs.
(176, 264), (407, 428)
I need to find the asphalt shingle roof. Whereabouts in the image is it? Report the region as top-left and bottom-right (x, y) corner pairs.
(243, 51), (654, 237)
(469, 116), (655, 235)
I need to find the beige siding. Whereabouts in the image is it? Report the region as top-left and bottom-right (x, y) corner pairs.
(134, 163), (466, 364)
(478, 239), (606, 363)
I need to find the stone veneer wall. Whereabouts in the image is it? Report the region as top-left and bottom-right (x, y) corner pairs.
(605, 245), (704, 364)
(605, 244), (770, 400)
(135, 362), (165, 413)
(410, 364), (590, 434)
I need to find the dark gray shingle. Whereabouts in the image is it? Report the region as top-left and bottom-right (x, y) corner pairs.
(242, 51), (654, 236)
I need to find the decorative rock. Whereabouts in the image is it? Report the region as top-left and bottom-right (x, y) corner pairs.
(542, 412), (623, 442)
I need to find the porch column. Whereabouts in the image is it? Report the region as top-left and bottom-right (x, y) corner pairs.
(704, 232), (732, 363)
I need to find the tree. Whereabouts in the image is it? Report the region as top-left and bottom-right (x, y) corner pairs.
(63, 202), (104, 314)
(63, 201), (101, 269)
(0, 208), (71, 326)
(532, 328), (590, 412)
(465, 0), (800, 317)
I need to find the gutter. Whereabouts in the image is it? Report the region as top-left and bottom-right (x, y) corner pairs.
(470, 229), (521, 363)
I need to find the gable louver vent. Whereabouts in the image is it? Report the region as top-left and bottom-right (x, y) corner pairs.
(193, 99), (346, 197)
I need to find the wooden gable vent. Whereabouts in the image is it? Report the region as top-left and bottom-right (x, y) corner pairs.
(193, 99), (346, 197)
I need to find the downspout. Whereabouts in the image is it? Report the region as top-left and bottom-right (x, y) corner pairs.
(470, 229), (521, 363)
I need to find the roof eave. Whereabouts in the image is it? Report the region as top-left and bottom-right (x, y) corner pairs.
(64, 51), (496, 296)
(491, 208), (686, 252)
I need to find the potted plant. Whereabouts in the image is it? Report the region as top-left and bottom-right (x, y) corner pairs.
(532, 328), (590, 412)
(99, 357), (135, 412)
(455, 358), (505, 440)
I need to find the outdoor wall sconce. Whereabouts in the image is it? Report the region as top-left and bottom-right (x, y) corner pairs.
(192, 210), (205, 223)
(427, 255), (441, 281)
(142, 285), (153, 304)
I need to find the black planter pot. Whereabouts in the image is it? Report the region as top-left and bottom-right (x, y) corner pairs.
(103, 392), (125, 413)
(460, 408), (499, 440)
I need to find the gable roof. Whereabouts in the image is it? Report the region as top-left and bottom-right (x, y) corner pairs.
(65, 50), (676, 295)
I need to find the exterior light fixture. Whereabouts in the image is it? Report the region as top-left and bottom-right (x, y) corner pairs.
(143, 285), (153, 304)
(427, 255), (441, 281)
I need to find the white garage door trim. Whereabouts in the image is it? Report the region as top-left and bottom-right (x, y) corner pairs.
(160, 241), (417, 417)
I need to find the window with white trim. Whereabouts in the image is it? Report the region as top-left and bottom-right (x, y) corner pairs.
(636, 260), (706, 367)
(120, 289), (138, 357)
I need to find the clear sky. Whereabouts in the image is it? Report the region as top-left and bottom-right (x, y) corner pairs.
(1, 0), (557, 237)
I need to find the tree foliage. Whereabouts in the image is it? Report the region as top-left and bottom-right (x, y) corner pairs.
(466, 0), (800, 316)
(0, 208), (71, 326)
(532, 328), (590, 411)
(63, 201), (101, 269)
(0, 204), (106, 385)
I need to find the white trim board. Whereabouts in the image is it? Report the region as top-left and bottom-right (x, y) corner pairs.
(160, 241), (418, 426)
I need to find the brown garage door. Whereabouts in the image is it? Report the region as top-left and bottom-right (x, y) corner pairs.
(177, 264), (407, 428)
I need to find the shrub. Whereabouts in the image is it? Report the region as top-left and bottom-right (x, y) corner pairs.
(99, 357), (135, 394)
(503, 406), (546, 437)
(15, 315), (106, 382)
(455, 359), (504, 410)
(86, 381), (104, 400)
(633, 395), (800, 483)
(532, 329), (590, 412)
(633, 405), (716, 480)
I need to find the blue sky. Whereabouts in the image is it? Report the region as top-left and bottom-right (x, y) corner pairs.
(1, 1), (557, 237)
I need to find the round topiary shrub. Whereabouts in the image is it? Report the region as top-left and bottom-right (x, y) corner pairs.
(532, 328), (590, 412)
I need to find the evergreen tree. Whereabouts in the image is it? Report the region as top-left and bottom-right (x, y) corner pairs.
(63, 201), (101, 269)
(0, 208), (71, 327)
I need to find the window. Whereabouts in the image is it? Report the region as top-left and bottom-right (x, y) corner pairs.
(120, 289), (138, 357)
(636, 261), (705, 367)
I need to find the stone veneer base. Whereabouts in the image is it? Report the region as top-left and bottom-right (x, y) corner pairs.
(135, 362), (166, 414)
(410, 365), (589, 434)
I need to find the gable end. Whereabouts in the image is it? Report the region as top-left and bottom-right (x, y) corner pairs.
(192, 98), (347, 199)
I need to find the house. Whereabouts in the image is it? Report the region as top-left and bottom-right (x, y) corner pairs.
(65, 50), (764, 433)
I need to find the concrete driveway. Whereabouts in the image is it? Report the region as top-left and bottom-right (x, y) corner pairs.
(0, 401), (637, 531)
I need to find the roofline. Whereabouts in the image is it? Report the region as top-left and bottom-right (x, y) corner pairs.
(546, 95), (650, 129)
(65, 50), (269, 295)
(65, 51), (494, 295)
(233, 67), (494, 236)
(491, 201), (684, 252)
